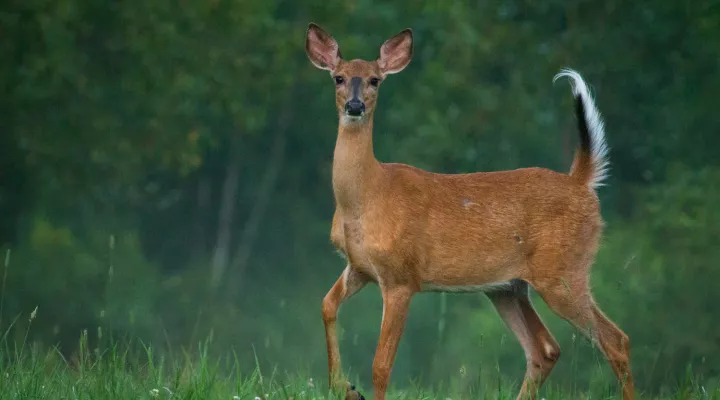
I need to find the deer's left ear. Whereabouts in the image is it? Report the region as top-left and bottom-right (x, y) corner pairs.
(306, 23), (342, 71)
(378, 28), (413, 77)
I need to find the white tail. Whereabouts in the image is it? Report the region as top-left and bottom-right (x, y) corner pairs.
(554, 68), (610, 189)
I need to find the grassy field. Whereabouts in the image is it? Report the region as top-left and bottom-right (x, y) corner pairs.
(0, 332), (717, 400)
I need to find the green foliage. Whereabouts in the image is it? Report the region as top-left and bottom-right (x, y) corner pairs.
(3, 217), (160, 349)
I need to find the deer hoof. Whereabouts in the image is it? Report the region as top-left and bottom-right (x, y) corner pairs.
(345, 384), (365, 400)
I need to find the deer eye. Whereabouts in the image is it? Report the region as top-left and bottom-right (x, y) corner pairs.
(334, 76), (345, 85)
(369, 77), (381, 87)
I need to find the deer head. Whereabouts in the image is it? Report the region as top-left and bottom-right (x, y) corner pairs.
(305, 23), (413, 125)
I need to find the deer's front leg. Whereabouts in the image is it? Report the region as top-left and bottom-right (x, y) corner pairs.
(372, 286), (414, 400)
(322, 266), (369, 390)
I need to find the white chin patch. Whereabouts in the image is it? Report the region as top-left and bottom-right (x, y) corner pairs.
(342, 114), (365, 123)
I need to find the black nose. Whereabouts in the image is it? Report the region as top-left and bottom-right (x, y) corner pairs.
(344, 100), (365, 116)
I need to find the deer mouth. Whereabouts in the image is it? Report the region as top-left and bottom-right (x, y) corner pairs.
(344, 111), (365, 119)
(342, 112), (366, 123)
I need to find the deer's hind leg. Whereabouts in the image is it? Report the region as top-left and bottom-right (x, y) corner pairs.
(528, 249), (635, 400)
(488, 280), (561, 400)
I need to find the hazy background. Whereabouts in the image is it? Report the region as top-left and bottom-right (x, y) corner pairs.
(1, 0), (719, 395)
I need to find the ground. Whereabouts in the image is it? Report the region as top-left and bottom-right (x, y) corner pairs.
(0, 339), (716, 400)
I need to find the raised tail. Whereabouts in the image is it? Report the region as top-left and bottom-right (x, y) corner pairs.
(554, 68), (609, 190)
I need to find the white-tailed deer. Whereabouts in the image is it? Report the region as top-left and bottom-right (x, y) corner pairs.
(305, 22), (634, 400)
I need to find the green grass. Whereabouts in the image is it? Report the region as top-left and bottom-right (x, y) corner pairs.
(0, 250), (717, 400)
(0, 332), (718, 400)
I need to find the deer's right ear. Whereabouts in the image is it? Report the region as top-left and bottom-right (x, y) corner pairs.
(306, 23), (341, 71)
(378, 28), (413, 77)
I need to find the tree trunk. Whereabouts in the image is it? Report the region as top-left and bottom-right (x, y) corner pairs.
(193, 176), (211, 260)
(209, 137), (242, 288)
(231, 133), (286, 286)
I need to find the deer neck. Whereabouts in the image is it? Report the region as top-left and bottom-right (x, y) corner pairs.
(332, 118), (382, 214)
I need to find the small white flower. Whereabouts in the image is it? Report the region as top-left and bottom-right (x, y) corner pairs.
(150, 388), (160, 397)
(307, 378), (314, 388)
